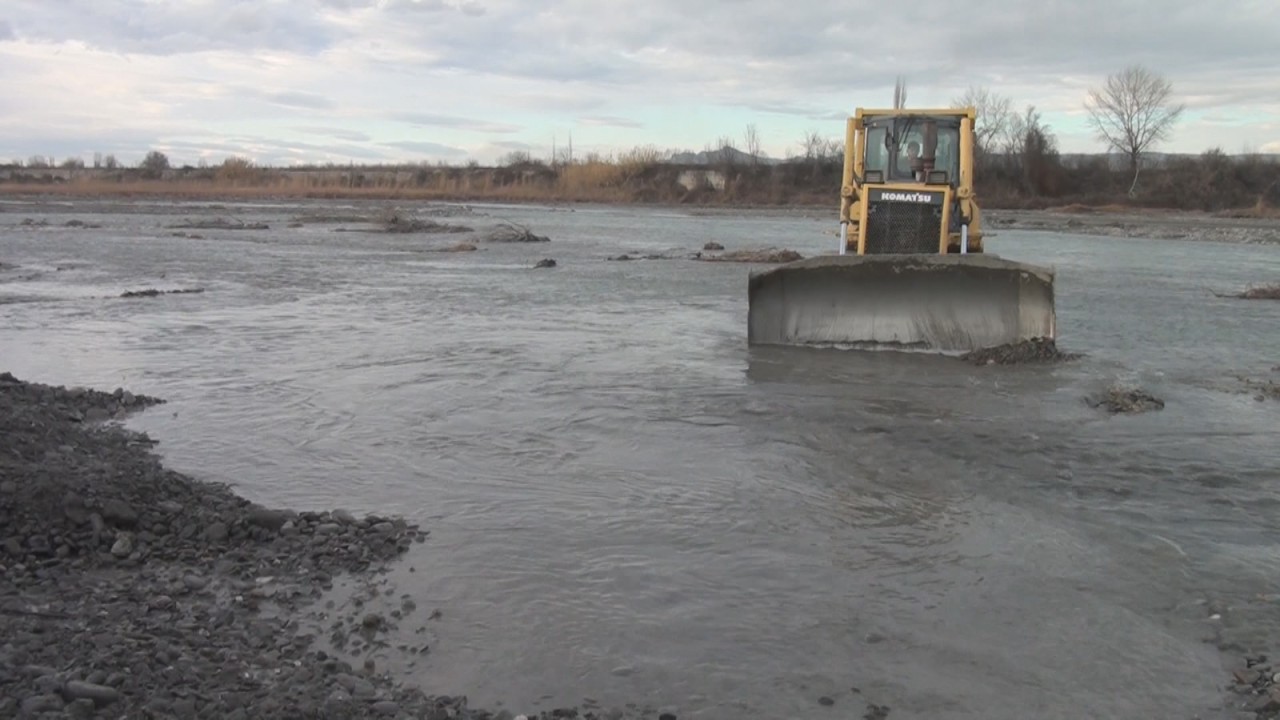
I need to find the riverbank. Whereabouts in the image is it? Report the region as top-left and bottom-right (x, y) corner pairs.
(0, 372), (650, 720)
(3, 188), (1278, 247)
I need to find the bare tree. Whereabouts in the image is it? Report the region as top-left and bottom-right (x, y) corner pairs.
(951, 85), (1013, 160)
(713, 135), (738, 167)
(799, 130), (825, 160)
(1084, 64), (1186, 195)
(743, 123), (761, 165)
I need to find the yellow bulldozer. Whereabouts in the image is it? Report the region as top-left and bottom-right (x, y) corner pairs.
(747, 106), (1057, 353)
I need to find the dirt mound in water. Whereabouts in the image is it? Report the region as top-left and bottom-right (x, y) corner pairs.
(1214, 284), (1280, 300)
(120, 288), (205, 298)
(1240, 285), (1280, 300)
(959, 337), (1081, 365)
(482, 222), (549, 243)
(1239, 374), (1280, 401)
(697, 248), (802, 263)
(1086, 384), (1165, 414)
(166, 218), (269, 230)
(380, 215), (473, 234)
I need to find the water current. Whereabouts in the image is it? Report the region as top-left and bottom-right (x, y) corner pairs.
(2, 198), (1279, 719)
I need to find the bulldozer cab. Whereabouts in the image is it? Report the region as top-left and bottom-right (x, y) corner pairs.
(862, 115), (961, 185)
(839, 108), (982, 255)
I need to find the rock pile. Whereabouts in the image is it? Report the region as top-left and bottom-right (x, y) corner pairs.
(0, 371), (656, 720)
(959, 337), (1082, 365)
(1086, 384), (1165, 414)
(1229, 654), (1280, 717)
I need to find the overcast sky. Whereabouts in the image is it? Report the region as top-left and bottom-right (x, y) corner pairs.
(2, 0), (1276, 167)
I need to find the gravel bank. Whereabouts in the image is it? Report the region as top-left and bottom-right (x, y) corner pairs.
(986, 207), (1280, 245)
(0, 372), (645, 720)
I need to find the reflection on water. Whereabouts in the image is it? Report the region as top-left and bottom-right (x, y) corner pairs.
(3, 199), (1278, 718)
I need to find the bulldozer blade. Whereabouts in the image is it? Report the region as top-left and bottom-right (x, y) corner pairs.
(747, 254), (1056, 352)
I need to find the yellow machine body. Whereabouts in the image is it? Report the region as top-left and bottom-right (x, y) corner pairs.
(746, 105), (1057, 353)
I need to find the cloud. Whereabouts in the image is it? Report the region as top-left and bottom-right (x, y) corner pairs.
(294, 126), (371, 142)
(382, 140), (467, 156)
(8, 0), (346, 55)
(392, 112), (521, 134)
(0, 0), (1276, 164)
(260, 90), (334, 110)
(578, 116), (643, 129)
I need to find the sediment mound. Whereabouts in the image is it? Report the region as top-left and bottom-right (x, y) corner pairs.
(1086, 384), (1165, 414)
(1240, 285), (1280, 300)
(435, 242), (477, 253)
(1238, 374), (1280, 401)
(482, 222), (549, 243)
(120, 288), (205, 298)
(608, 252), (674, 261)
(696, 248), (802, 263)
(378, 215), (473, 234)
(1212, 284), (1280, 300)
(166, 218), (269, 230)
(959, 337), (1082, 365)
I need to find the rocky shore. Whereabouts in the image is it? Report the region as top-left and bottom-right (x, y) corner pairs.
(0, 372), (640, 720)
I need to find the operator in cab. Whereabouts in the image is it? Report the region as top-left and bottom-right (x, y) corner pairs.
(899, 140), (922, 181)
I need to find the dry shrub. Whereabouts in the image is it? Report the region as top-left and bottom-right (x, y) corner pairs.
(559, 162), (624, 192)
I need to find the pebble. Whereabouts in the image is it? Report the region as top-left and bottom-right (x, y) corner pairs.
(205, 522), (229, 542)
(22, 695), (65, 713)
(110, 533), (134, 558)
(64, 680), (121, 704)
(65, 698), (97, 718)
(372, 700), (401, 716)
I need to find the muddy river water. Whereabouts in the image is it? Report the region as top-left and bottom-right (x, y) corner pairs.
(2, 198), (1279, 719)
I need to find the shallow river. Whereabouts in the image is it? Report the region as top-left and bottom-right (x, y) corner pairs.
(2, 198), (1279, 719)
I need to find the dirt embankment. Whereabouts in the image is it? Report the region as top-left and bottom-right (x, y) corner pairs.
(0, 372), (650, 720)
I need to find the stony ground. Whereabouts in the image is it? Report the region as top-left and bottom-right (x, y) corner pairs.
(985, 207), (1280, 246)
(0, 372), (650, 720)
